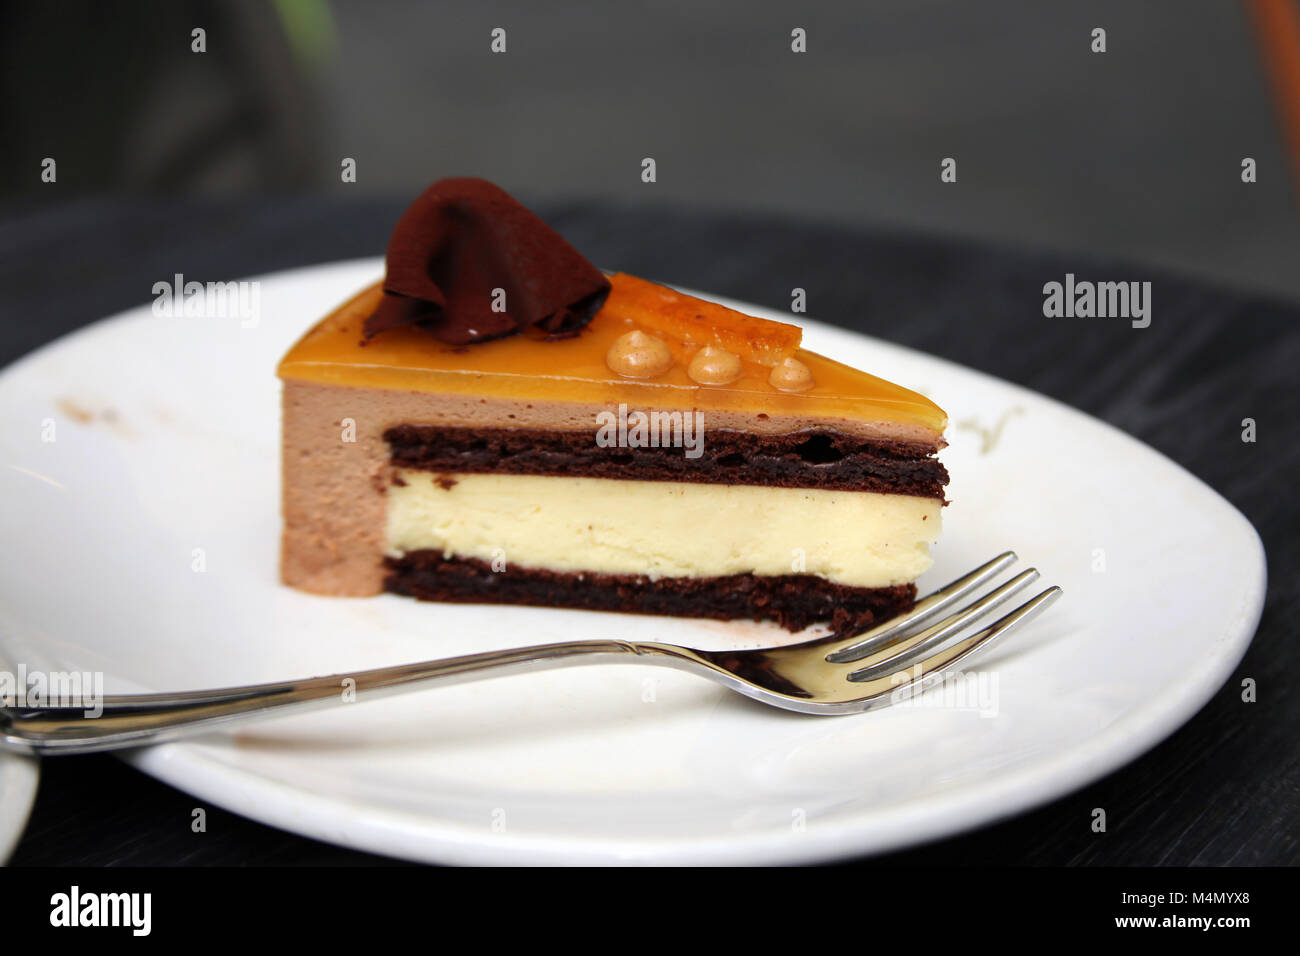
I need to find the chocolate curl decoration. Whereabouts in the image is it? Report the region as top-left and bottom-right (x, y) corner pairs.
(363, 178), (611, 345)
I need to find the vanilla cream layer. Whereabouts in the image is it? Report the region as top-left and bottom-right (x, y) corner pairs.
(386, 472), (941, 588)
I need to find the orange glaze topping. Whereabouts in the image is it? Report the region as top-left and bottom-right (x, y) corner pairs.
(277, 277), (947, 436)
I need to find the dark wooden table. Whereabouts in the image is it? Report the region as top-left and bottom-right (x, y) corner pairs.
(3, 198), (1295, 865)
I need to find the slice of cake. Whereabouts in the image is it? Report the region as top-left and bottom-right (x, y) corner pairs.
(279, 178), (948, 633)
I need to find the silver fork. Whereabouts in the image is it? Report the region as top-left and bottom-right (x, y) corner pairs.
(0, 553), (1059, 756)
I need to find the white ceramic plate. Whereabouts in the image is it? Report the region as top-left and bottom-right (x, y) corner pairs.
(0, 678), (38, 864)
(0, 754), (38, 864)
(0, 259), (1264, 865)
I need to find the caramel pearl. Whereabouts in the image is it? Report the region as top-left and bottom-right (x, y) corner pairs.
(687, 346), (742, 385)
(606, 330), (673, 378)
(768, 356), (814, 391)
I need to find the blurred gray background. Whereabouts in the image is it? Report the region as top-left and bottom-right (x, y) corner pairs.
(3, 0), (1299, 302)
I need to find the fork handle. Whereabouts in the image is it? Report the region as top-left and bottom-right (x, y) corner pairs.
(0, 640), (649, 756)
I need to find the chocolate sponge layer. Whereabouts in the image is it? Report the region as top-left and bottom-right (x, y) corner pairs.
(384, 425), (948, 497)
(384, 551), (916, 633)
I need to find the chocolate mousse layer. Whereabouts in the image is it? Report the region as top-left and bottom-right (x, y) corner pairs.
(384, 425), (948, 498)
(385, 551), (917, 634)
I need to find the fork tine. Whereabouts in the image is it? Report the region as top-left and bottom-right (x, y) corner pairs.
(827, 551), (1020, 663)
(846, 587), (1063, 704)
(826, 552), (1018, 662)
(841, 568), (1040, 678)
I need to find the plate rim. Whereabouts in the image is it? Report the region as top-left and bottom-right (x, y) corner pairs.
(0, 753), (40, 865)
(3, 257), (1268, 865)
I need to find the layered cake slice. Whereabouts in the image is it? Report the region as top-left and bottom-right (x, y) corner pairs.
(279, 178), (948, 633)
